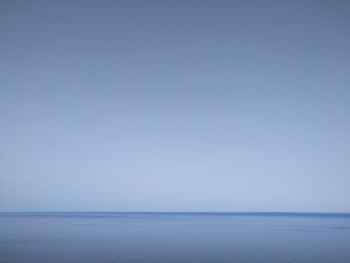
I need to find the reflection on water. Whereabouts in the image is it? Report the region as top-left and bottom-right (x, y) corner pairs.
(1, 213), (350, 263)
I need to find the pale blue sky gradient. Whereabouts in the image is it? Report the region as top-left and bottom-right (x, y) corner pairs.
(1, 0), (350, 212)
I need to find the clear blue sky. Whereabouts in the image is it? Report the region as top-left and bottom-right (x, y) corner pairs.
(1, 0), (349, 212)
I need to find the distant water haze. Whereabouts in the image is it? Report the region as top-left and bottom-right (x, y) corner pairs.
(1, 0), (350, 212)
(0, 212), (350, 263)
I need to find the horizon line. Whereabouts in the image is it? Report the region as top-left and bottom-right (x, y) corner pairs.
(1, 211), (350, 215)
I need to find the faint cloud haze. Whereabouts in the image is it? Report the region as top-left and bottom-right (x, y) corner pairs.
(0, 0), (349, 212)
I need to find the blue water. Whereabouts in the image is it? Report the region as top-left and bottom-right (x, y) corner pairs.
(1, 212), (350, 263)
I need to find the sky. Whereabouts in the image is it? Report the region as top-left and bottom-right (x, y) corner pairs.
(0, 0), (349, 212)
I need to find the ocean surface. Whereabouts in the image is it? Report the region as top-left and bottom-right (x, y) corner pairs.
(0, 212), (350, 263)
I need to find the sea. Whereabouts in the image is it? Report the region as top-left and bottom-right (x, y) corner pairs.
(0, 212), (350, 263)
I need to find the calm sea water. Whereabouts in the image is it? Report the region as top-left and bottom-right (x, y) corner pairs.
(0, 212), (350, 263)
